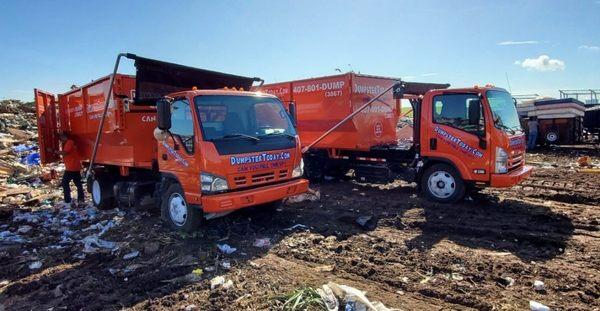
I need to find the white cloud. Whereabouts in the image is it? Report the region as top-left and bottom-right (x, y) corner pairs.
(498, 40), (539, 46)
(579, 45), (600, 51)
(514, 55), (565, 71)
(402, 76), (416, 80)
(420, 73), (438, 77)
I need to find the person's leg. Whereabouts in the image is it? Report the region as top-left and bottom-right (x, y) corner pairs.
(62, 172), (74, 204)
(529, 131), (537, 150)
(73, 173), (85, 203)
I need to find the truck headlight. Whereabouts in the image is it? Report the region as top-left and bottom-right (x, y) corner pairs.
(201, 172), (229, 193)
(495, 147), (508, 174)
(292, 159), (304, 178)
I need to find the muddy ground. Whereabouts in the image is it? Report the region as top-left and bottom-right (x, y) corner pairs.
(0, 146), (598, 311)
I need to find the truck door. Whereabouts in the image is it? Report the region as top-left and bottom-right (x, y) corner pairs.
(34, 89), (60, 164)
(425, 93), (490, 182)
(157, 97), (201, 201)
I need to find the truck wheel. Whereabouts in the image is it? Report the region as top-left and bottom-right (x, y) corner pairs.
(89, 174), (115, 209)
(544, 130), (559, 144)
(421, 164), (465, 203)
(161, 183), (202, 232)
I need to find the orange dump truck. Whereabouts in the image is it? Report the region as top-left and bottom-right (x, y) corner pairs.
(35, 54), (308, 231)
(258, 73), (532, 202)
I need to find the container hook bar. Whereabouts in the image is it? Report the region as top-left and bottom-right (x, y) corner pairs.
(301, 81), (401, 153)
(85, 53), (135, 180)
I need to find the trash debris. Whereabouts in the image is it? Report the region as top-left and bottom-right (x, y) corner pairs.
(316, 284), (339, 311)
(253, 238), (271, 248)
(28, 261), (42, 270)
(576, 156), (591, 167)
(533, 280), (545, 291)
(499, 276), (515, 287)
(529, 300), (550, 311)
(314, 265), (335, 272)
(327, 281), (395, 311)
(285, 188), (320, 204)
(210, 276), (233, 290)
(355, 215), (376, 230)
(81, 235), (118, 253)
(143, 241), (160, 255)
(216, 243), (237, 254)
(123, 250), (140, 260)
(221, 260), (231, 270)
(17, 225), (32, 234)
(283, 224), (308, 231)
(0, 230), (27, 244)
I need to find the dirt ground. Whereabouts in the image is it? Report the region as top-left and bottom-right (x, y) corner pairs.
(0, 146), (599, 311)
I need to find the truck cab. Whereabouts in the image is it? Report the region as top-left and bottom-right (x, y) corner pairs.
(154, 89), (308, 230)
(34, 54), (308, 232)
(416, 86), (532, 201)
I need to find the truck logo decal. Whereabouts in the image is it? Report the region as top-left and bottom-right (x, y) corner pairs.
(509, 136), (526, 148)
(162, 141), (189, 167)
(434, 126), (483, 158)
(230, 152), (291, 166)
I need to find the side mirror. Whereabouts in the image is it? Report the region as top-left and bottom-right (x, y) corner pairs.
(156, 98), (172, 130)
(392, 82), (405, 99)
(288, 102), (297, 127)
(467, 99), (481, 126)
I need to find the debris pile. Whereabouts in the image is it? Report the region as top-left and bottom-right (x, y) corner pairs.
(0, 99), (62, 215)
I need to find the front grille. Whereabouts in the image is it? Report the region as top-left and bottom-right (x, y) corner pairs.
(508, 150), (525, 170)
(230, 169), (289, 189)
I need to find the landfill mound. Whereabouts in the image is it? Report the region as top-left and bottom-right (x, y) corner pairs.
(0, 99), (599, 310)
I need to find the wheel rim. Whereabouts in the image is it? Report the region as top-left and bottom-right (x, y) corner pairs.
(92, 180), (101, 205)
(546, 132), (558, 142)
(168, 193), (187, 226)
(427, 170), (456, 199)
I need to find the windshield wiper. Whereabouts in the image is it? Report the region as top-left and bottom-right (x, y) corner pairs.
(214, 133), (260, 141)
(496, 123), (516, 135)
(258, 132), (296, 140)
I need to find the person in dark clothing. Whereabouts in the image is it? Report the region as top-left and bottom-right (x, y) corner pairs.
(57, 133), (85, 206)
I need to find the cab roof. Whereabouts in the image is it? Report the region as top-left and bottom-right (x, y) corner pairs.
(168, 89), (278, 98)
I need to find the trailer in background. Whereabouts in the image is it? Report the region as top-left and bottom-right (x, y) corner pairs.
(517, 98), (585, 144)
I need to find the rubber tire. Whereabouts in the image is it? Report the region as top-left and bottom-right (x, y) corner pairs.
(421, 163), (465, 203)
(544, 130), (559, 144)
(304, 155), (324, 181)
(161, 183), (202, 232)
(88, 174), (115, 210)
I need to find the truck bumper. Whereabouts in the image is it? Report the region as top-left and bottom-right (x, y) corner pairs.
(490, 165), (533, 188)
(201, 179), (309, 213)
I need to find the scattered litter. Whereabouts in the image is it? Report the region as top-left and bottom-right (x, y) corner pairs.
(533, 280), (545, 291)
(17, 225), (32, 234)
(192, 268), (203, 276)
(143, 241), (160, 255)
(216, 243), (237, 254)
(123, 250), (140, 260)
(253, 238), (271, 248)
(81, 235), (118, 253)
(0, 230), (27, 244)
(500, 276), (515, 287)
(283, 224), (308, 231)
(529, 300), (550, 311)
(356, 215), (376, 230)
(317, 284), (339, 311)
(314, 265), (335, 272)
(221, 261), (231, 270)
(286, 188), (320, 203)
(210, 276), (233, 290)
(28, 261), (42, 270)
(576, 156), (591, 167)
(326, 281), (396, 311)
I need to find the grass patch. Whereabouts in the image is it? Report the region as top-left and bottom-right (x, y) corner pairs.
(277, 286), (327, 311)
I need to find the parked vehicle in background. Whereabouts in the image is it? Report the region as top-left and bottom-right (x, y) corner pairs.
(259, 74), (531, 202)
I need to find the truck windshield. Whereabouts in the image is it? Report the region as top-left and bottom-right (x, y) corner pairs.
(486, 90), (522, 134)
(194, 95), (296, 141)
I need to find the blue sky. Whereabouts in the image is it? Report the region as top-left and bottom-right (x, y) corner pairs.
(1, 0), (599, 101)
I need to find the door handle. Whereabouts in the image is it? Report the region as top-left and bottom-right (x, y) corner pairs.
(430, 138), (437, 150)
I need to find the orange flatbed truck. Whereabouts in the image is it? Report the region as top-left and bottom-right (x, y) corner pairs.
(258, 73), (532, 202)
(34, 53), (308, 231)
